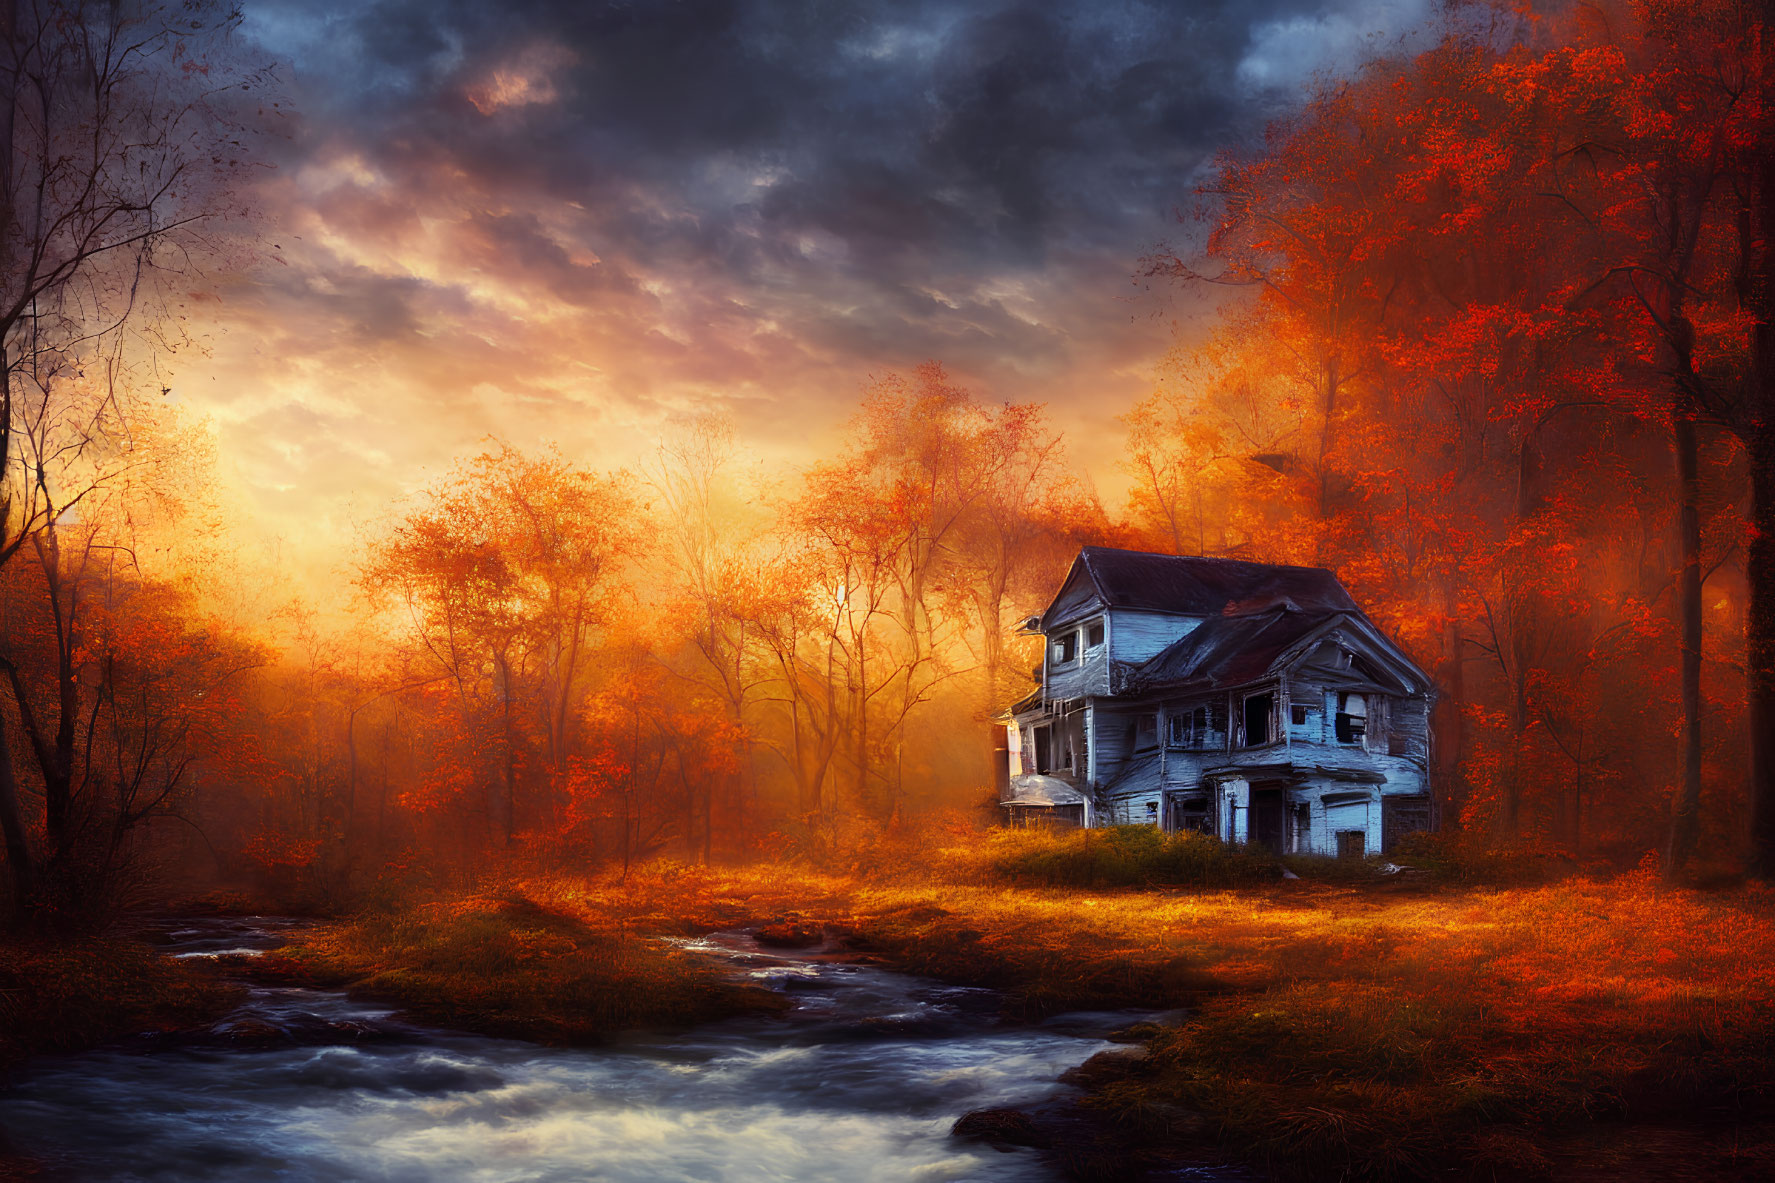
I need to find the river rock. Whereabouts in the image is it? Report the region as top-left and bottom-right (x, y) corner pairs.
(218, 1019), (289, 1047)
(1059, 1045), (1150, 1088)
(951, 1107), (1049, 1150)
(754, 919), (822, 948)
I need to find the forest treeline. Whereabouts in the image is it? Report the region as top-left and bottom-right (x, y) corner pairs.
(2, 0), (1774, 925)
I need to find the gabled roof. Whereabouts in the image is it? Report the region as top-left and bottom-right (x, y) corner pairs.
(1132, 607), (1329, 689)
(1041, 547), (1357, 628)
(1128, 608), (1430, 696)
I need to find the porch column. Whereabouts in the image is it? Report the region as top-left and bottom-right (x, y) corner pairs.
(1225, 778), (1250, 843)
(1084, 698), (1097, 788)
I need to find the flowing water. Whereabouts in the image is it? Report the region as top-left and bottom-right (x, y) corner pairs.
(0, 917), (1212, 1182)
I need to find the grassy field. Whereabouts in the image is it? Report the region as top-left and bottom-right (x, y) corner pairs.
(255, 826), (1775, 1180)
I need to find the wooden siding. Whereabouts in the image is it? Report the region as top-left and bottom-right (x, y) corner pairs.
(1390, 695), (1431, 762)
(1108, 609), (1200, 664)
(1045, 639), (1108, 699)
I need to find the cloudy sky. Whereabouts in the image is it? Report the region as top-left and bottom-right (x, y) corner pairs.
(183, 0), (1433, 592)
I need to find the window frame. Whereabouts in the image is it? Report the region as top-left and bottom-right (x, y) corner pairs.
(1166, 705), (1212, 749)
(1334, 692), (1368, 746)
(1051, 630), (1079, 666)
(1241, 691), (1276, 748)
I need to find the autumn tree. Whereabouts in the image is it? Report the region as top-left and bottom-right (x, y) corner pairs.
(1137, 2), (1741, 855)
(0, 510), (263, 920)
(360, 444), (643, 850)
(742, 365), (1098, 826)
(648, 413), (772, 848)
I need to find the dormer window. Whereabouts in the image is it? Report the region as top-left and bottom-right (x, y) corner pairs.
(1052, 631), (1078, 665)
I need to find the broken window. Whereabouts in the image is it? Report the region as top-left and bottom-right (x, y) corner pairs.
(1052, 631), (1078, 664)
(1167, 705), (1211, 748)
(1290, 704), (1309, 726)
(1032, 726), (1051, 774)
(1135, 713), (1158, 749)
(1242, 692), (1275, 747)
(1173, 796), (1212, 834)
(1086, 620), (1105, 648)
(1145, 800), (1159, 825)
(1335, 692), (1367, 745)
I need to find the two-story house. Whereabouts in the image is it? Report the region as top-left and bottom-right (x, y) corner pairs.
(1002, 547), (1435, 857)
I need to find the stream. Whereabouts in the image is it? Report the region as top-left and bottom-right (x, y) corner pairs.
(0, 917), (1216, 1182)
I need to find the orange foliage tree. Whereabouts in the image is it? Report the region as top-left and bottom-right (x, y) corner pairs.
(359, 444), (645, 853)
(1136, 0), (1770, 863)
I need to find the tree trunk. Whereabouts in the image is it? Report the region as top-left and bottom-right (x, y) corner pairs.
(703, 770), (715, 865)
(1747, 29), (1775, 875)
(496, 651), (516, 848)
(1497, 668), (1526, 841)
(0, 715), (34, 916)
(1748, 422), (1775, 876)
(1665, 408), (1705, 876)
(1435, 585), (1465, 831)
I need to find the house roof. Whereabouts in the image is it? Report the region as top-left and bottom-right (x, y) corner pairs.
(1132, 607), (1333, 690)
(1042, 547), (1357, 627)
(1127, 605), (1431, 696)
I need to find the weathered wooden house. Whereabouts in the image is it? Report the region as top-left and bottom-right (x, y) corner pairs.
(1002, 547), (1435, 857)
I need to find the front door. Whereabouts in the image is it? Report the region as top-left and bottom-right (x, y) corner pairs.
(1250, 787), (1286, 853)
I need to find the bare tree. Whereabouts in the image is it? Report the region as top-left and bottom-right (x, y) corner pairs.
(0, 0), (260, 917)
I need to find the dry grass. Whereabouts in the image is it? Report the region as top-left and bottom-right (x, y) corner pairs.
(0, 938), (242, 1068)
(266, 890), (791, 1043)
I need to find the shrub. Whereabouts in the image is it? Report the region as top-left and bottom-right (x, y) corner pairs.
(980, 825), (1280, 887)
(1389, 831), (1580, 884)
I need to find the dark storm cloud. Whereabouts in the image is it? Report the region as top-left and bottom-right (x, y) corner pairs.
(253, 0), (1373, 277)
(199, 0), (1430, 593)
